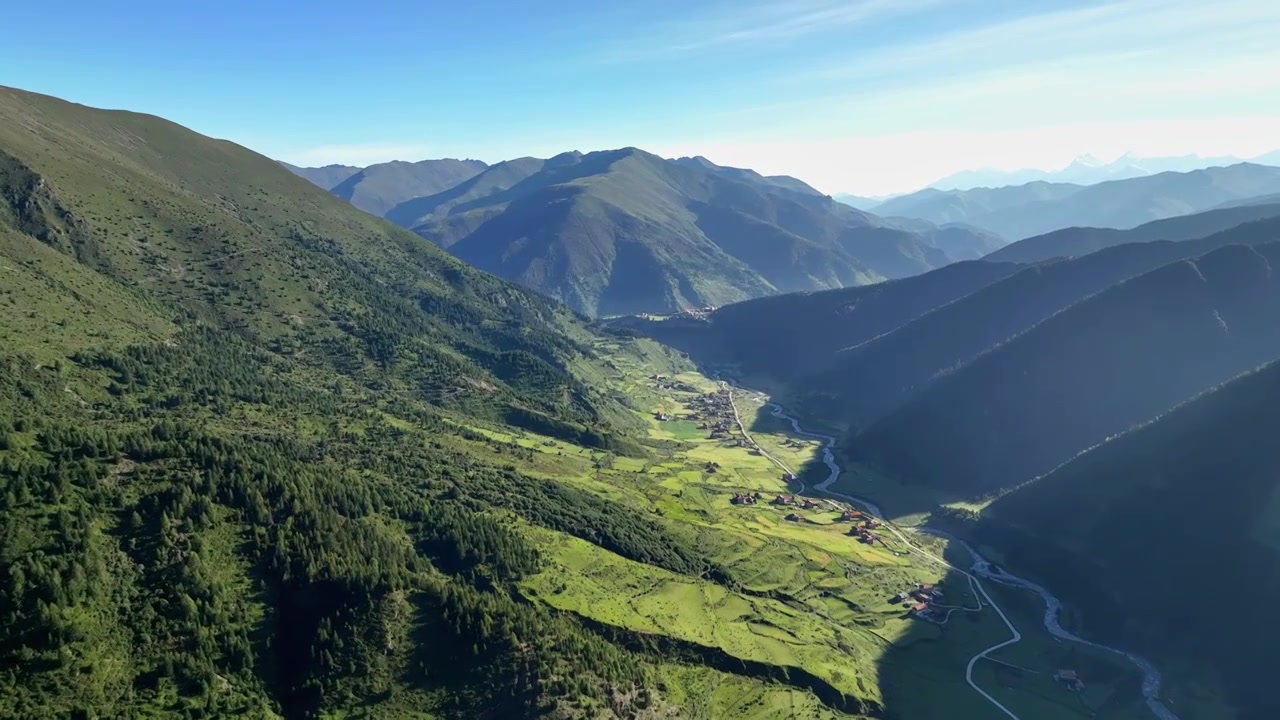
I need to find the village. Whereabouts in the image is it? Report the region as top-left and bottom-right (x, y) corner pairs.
(642, 373), (1102, 710)
(650, 377), (963, 623)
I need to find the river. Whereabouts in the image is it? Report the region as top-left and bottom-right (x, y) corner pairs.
(725, 384), (1178, 720)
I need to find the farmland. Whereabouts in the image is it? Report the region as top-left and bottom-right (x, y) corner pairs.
(432, 337), (1185, 718)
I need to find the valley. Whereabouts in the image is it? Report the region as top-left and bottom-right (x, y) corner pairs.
(482, 347), (1199, 720)
(2, 79), (1277, 720)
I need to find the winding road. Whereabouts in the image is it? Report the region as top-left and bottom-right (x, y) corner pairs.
(720, 382), (1178, 720)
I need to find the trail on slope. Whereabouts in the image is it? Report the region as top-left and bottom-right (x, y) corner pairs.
(720, 382), (1178, 720)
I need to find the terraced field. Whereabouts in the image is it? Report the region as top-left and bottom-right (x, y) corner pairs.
(433, 338), (1186, 719)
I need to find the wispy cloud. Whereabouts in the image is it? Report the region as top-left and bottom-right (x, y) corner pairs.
(816, 0), (1280, 81)
(599, 0), (945, 61)
(284, 143), (435, 167)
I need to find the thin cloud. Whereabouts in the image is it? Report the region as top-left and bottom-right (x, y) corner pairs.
(599, 0), (945, 62)
(818, 0), (1280, 81)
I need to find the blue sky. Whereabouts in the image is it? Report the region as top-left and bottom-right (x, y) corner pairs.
(4, 0), (1279, 194)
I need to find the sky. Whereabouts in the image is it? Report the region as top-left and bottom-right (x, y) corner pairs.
(4, 0), (1280, 195)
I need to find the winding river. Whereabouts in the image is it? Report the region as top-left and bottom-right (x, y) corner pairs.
(723, 383), (1178, 720)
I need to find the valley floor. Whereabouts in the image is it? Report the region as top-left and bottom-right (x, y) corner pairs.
(447, 340), (1204, 719)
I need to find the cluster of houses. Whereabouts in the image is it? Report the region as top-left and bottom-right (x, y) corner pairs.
(896, 583), (947, 621)
(678, 305), (718, 319)
(836, 509), (882, 544)
(1054, 669), (1085, 691)
(731, 492), (762, 505)
(769, 494), (821, 509)
(649, 374), (700, 393)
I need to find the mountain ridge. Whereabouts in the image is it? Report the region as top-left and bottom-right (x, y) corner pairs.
(876, 163), (1280, 240)
(402, 146), (997, 316)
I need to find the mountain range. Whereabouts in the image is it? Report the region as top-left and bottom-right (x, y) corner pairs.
(284, 157), (489, 217)
(291, 150), (1002, 316)
(620, 208), (1280, 718)
(872, 163), (1280, 240)
(12, 80), (1280, 720)
(985, 201), (1280, 264)
(929, 150), (1280, 190)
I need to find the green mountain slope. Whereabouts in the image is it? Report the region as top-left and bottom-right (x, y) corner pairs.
(6, 84), (955, 720)
(0, 86), (689, 717)
(849, 241), (1280, 495)
(408, 147), (992, 316)
(976, 357), (1280, 720)
(613, 259), (1021, 384)
(878, 163), (1280, 240)
(330, 158), (489, 217)
(0, 86), (628, 438)
(279, 161), (362, 190)
(986, 201), (1280, 264)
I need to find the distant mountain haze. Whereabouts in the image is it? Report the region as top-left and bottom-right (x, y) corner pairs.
(328, 158), (489, 217)
(928, 150), (1277, 191)
(280, 161), (362, 190)
(986, 201), (1280, 264)
(833, 193), (888, 211)
(876, 163), (1280, 240)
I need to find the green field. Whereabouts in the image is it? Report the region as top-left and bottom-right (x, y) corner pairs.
(430, 338), (1189, 719)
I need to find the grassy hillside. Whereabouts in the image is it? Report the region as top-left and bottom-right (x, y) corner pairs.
(878, 163), (1280, 240)
(850, 241), (1280, 496)
(973, 357), (1280, 720)
(0, 86), (678, 717)
(986, 202), (1280, 264)
(404, 147), (998, 316)
(5, 84), (1084, 720)
(330, 158), (489, 217)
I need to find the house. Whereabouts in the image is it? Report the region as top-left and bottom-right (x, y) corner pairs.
(801, 499), (820, 509)
(838, 510), (863, 521)
(782, 472), (796, 483)
(655, 412), (670, 421)
(731, 493), (757, 506)
(1054, 669), (1085, 691)
(785, 513), (801, 522)
(910, 602), (929, 617)
(893, 592), (908, 603)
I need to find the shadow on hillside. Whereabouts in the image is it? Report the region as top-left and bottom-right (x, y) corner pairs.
(745, 407), (949, 519)
(871, 541), (1002, 719)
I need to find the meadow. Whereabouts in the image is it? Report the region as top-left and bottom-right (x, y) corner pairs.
(432, 337), (1182, 718)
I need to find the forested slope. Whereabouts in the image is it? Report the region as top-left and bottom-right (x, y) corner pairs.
(973, 358), (1280, 720)
(0, 85), (738, 719)
(819, 216), (1280, 428)
(850, 241), (1280, 494)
